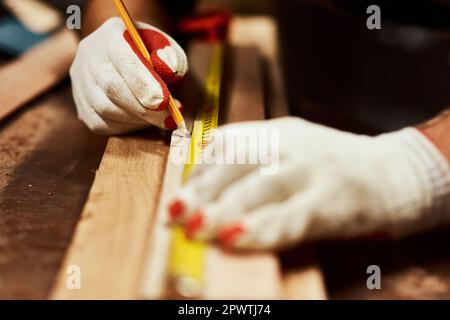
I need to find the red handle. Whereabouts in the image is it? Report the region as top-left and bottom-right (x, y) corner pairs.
(178, 11), (231, 42)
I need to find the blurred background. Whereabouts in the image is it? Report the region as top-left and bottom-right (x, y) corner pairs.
(199, 0), (450, 132)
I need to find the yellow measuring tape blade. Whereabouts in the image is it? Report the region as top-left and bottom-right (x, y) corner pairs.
(168, 43), (224, 297)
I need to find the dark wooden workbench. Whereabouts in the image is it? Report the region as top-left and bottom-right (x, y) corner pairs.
(0, 83), (106, 299)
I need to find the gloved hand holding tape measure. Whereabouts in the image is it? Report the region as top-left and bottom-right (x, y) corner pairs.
(70, 17), (188, 135)
(169, 117), (450, 250)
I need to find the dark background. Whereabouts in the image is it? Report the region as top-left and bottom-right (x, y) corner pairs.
(279, 0), (450, 132)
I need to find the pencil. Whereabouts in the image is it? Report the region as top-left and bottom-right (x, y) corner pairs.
(112, 0), (187, 132)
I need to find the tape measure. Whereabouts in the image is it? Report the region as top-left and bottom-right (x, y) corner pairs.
(168, 43), (224, 298)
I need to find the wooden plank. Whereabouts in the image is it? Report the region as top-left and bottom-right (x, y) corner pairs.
(204, 248), (280, 299)
(0, 29), (78, 122)
(140, 43), (211, 299)
(229, 16), (289, 119)
(138, 136), (187, 299)
(283, 266), (328, 299)
(204, 46), (281, 299)
(3, 0), (63, 34)
(0, 87), (106, 299)
(50, 131), (169, 299)
(280, 246), (328, 299)
(222, 47), (266, 123)
(230, 16), (328, 300)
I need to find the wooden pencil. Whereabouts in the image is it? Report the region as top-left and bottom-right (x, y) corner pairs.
(112, 0), (187, 132)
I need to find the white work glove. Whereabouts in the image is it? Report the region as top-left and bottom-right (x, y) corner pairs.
(70, 17), (188, 135)
(168, 117), (450, 250)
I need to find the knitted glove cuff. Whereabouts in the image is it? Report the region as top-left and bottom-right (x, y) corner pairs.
(393, 128), (450, 227)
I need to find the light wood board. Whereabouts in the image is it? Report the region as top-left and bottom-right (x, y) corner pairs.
(204, 46), (281, 299)
(0, 29), (77, 122)
(139, 43), (210, 299)
(50, 132), (169, 299)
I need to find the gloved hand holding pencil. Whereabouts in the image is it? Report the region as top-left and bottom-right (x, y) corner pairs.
(70, 17), (188, 135)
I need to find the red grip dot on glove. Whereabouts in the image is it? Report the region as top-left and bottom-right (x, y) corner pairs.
(123, 29), (182, 111)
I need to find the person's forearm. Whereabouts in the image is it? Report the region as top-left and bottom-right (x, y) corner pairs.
(81, 0), (171, 37)
(418, 109), (450, 163)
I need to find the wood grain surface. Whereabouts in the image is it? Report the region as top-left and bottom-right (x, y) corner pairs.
(204, 46), (281, 299)
(50, 130), (170, 299)
(0, 87), (106, 299)
(140, 42), (210, 299)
